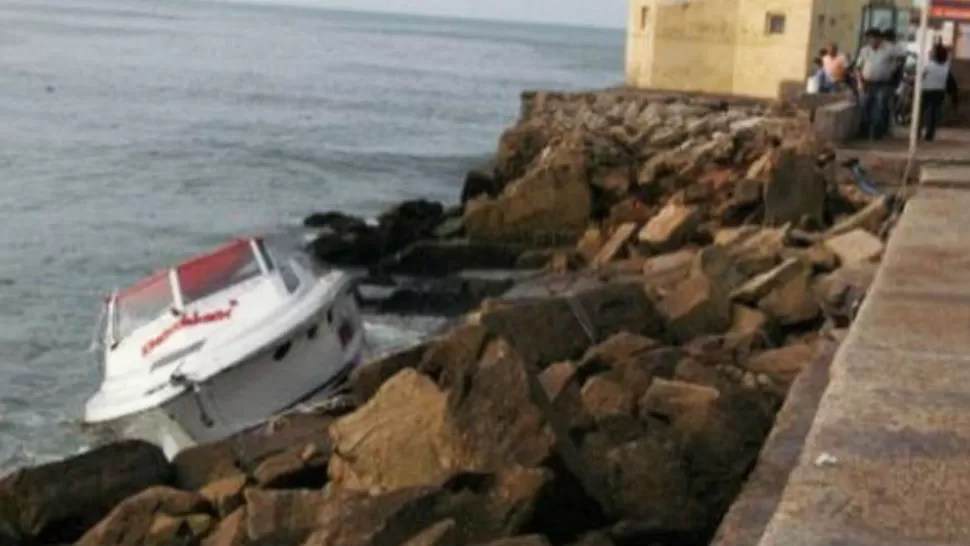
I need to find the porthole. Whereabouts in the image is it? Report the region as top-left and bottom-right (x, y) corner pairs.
(273, 341), (292, 361)
(326, 309), (334, 325)
(307, 325), (318, 340)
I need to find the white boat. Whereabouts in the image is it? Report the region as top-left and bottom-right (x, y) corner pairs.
(83, 237), (364, 458)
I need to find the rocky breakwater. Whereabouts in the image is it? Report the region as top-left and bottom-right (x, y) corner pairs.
(0, 89), (902, 546)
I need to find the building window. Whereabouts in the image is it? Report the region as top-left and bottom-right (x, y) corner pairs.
(640, 6), (649, 30)
(765, 12), (786, 35)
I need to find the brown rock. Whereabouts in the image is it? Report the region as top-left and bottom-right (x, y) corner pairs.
(724, 305), (771, 356)
(823, 228), (885, 265)
(714, 227), (787, 279)
(474, 537), (552, 546)
(743, 343), (817, 387)
(673, 357), (722, 389)
(253, 441), (329, 489)
(591, 223), (638, 266)
(826, 195), (890, 238)
(637, 202), (701, 252)
(813, 262), (877, 324)
(579, 332), (663, 371)
(581, 377), (636, 420)
(641, 248), (697, 288)
(174, 412), (335, 490)
(349, 342), (427, 404)
(201, 507), (247, 546)
(575, 227), (605, 264)
(780, 244), (838, 273)
(607, 197), (654, 226)
(477, 282), (665, 367)
(591, 167), (633, 200)
(76, 487), (212, 546)
(758, 264), (820, 325)
(199, 475), (247, 519)
(640, 379), (721, 438)
(538, 362), (590, 430)
(402, 519), (457, 546)
(730, 258), (804, 303)
(0, 440), (170, 545)
(659, 272), (732, 343)
(465, 136), (592, 244)
(328, 369), (479, 493)
(762, 148), (827, 227)
(494, 121), (553, 185)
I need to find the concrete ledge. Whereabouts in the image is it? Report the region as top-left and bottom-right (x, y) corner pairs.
(755, 178), (970, 546)
(920, 164), (970, 189)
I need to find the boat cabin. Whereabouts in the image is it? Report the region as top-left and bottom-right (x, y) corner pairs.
(105, 238), (292, 349)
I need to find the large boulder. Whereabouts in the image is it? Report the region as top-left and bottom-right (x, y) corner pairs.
(659, 272), (732, 344)
(762, 148), (827, 227)
(757, 262), (820, 326)
(465, 136), (592, 244)
(329, 369), (480, 493)
(476, 282), (665, 367)
(377, 199), (446, 254)
(0, 440), (170, 545)
(823, 228), (885, 265)
(637, 202), (701, 253)
(494, 120), (557, 186)
(76, 487), (213, 546)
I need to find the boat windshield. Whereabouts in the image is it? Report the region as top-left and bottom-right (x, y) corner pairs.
(113, 271), (174, 342)
(176, 240), (262, 305)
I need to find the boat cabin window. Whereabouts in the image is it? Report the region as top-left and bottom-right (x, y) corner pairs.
(255, 238), (275, 272)
(177, 240), (262, 305)
(113, 271), (174, 341)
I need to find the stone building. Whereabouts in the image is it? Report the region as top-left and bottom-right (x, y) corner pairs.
(626, 0), (913, 99)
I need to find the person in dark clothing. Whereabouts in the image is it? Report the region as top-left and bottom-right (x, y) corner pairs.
(921, 44), (960, 141)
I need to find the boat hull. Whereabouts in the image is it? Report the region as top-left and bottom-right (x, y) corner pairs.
(92, 320), (363, 459)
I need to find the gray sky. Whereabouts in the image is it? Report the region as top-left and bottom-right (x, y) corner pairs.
(258, 0), (627, 28)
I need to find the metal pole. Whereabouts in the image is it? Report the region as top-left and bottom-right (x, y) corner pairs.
(908, 0), (932, 156)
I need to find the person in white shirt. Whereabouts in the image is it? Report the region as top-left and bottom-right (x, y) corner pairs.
(856, 28), (897, 139)
(921, 44), (960, 141)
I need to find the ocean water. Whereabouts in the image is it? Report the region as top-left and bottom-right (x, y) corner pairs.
(0, 0), (623, 472)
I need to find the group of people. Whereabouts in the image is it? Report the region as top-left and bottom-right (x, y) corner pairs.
(809, 28), (959, 142)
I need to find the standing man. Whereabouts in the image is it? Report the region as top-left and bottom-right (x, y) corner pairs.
(856, 28), (896, 140)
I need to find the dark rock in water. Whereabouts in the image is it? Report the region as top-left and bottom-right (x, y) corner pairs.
(462, 167), (503, 204)
(370, 277), (514, 316)
(303, 211), (369, 232)
(377, 199), (445, 251)
(378, 240), (529, 276)
(0, 440), (170, 545)
(75, 486), (213, 546)
(172, 411), (336, 490)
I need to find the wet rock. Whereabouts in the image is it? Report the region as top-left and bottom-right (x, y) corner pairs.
(462, 167), (503, 204)
(76, 487), (212, 546)
(377, 199), (445, 253)
(824, 228), (885, 265)
(640, 379), (720, 438)
(742, 342), (817, 388)
(199, 475), (247, 519)
(757, 263), (820, 325)
(0, 440), (170, 545)
(329, 369), (479, 492)
(477, 282), (665, 367)
(465, 136), (592, 244)
(253, 442), (329, 489)
(307, 219), (382, 266)
(379, 240), (529, 276)
(581, 377), (637, 420)
(638, 202), (700, 252)
(201, 507), (246, 546)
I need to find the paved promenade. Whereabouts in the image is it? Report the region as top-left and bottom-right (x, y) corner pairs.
(756, 164), (970, 545)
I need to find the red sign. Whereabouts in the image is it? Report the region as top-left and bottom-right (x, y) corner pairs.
(932, 0), (970, 21)
(142, 302), (237, 356)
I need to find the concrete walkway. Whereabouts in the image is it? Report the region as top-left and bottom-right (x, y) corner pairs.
(756, 164), (970, 545)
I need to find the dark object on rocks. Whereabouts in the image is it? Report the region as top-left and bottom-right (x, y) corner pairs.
(377, 199), (445, 255)
(75, 486), (213, 546)
(0, 440), (170, 545)
(462, 168), (504, 204)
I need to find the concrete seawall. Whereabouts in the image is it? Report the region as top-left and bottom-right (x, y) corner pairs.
(752, 164), (970, 545)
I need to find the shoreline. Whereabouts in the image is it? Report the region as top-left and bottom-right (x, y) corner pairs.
(0, 88), (896, 546)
